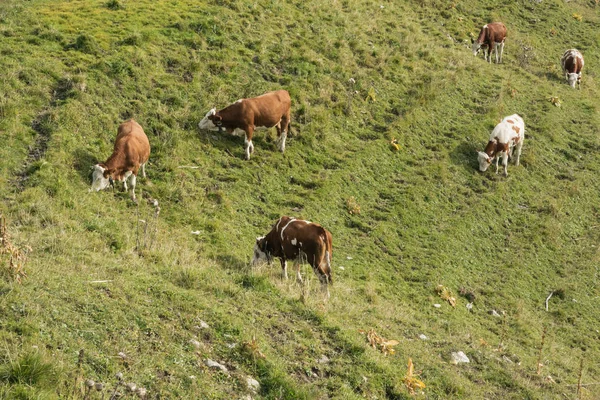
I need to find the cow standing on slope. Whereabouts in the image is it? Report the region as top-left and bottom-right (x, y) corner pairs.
(90, 119), (150, 202)
(477, 114), (524, 176)
(252, 216), (333, 300)
(561, 49), (584, 89)
(198, 90), (291, 160)
(472, 22), (507, 64)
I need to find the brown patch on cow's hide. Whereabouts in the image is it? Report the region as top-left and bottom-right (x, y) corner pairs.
(512, 126), (520, 134)
(499, 142), (509, 153)
(483, 140), (497, 156)
(506, 119), (514, 124)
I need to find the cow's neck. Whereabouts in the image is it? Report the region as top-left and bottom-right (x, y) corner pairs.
(103, 152), (129, 180)
(483, 140), (497, 157)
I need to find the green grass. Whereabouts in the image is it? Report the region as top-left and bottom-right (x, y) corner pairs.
(1, 0), (600, 398)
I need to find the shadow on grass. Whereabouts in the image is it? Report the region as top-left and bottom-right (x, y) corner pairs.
(195, 125), (278, 160)
(449, 141), (479, 172)
(216, 254), (249, 272)
(72, 148), (100, 184)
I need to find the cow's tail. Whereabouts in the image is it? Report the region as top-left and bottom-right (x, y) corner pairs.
(325, 250), (332, 285)
(319, 231), (333, 285)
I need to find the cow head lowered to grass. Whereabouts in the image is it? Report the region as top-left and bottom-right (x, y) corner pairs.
(252, 216), (332, 300)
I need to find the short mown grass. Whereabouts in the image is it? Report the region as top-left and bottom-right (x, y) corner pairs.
(1, 0), (600, 398)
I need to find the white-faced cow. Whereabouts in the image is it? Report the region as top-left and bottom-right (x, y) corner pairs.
(561, 49), (584, 89)
(90, 119), (150, 202)
(477, 114), (524, 176)
(472, 22), (507, 64)
(252, 216), (333, 300)
(198, 90), (291, 160)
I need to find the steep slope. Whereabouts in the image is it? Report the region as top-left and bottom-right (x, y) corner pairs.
(1, 0), (599, 399)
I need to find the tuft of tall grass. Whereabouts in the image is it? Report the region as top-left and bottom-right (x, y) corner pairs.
(0, 352), (55, 387)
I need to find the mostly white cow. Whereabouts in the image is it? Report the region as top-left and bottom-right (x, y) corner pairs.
(198, 90), (291, 160)
(252, 216), (333, 300)
(477, 114), (524, 176)
(472, 22), (507, 64)
(561, 49), (584, 89)
(90, 119), (150, 202)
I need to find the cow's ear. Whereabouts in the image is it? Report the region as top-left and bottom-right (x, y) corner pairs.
(213, 114), (222, 122)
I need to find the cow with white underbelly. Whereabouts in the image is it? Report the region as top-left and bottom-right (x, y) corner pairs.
(198, 90), (291, 160)
(252, 216), (333, 300)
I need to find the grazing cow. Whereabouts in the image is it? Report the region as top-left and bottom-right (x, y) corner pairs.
(472, 22), (507, 64)
(252, 216), (333, 300)
(477, 114), (524, 176)
(198, 90), (291, 160)
(561, 49), (584, 89)
(90, 119), (150, 202)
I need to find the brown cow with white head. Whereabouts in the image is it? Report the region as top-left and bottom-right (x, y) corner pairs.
(90, 119), (150, 202)
(561, 49), (584, 89)
(472, 22), (507, 64)
(198, 90), (291, 160)
(252, 216), (333, 300)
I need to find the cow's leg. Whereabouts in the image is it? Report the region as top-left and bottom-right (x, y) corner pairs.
(499, 42), (505, 64)
(129, 174), (137, 202)
(280, 258), (288, 280)
(141, 163), (146, 178)
(244, 128), (255, 160)
(278, 114), (290, 153)
(514, 140), (523, 167)
(502, 152), (509, 176)
(494, 156), (500, 174)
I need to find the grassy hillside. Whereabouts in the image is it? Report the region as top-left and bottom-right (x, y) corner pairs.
(1, 0), (600, 398)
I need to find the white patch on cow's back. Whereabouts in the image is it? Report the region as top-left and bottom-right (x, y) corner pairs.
(280, 218), (297, 240)
(291, 238), (297, 246)
(235, 99), (243, 104)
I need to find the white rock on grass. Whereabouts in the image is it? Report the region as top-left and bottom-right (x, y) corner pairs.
(419, 334), (428, 340)
(204, 359), (228, 372)
(317, 355), (330, 364)
(450, 351), (470, 364)
(433, 304), (441, 308)
(189, 339), (201, 349)
(246, 376), (260, 392)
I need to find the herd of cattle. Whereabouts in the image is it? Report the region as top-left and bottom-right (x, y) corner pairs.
(89, 22), (586, 299)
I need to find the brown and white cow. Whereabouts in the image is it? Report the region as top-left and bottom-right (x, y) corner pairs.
(561, 49), (584, 89)
(252, 216), (333, 300)
(90, 119), (150, 202)
(472, 22), (507, 64)
(198, 90), (291, 160)
(477, 114), (524, 176)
